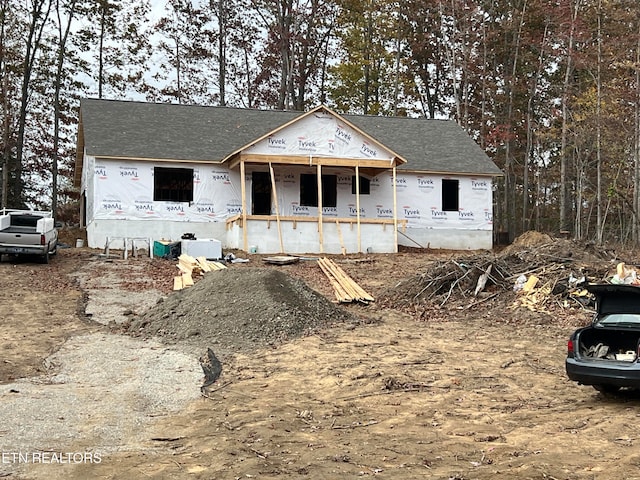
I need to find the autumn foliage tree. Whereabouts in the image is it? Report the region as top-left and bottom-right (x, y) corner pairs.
(2, 0), (640, 245)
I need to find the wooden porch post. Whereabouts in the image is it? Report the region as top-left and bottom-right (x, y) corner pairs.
(317, 161), (323, 253)
(269, 162), (285, 253)
(393, 165), (398, 253)
(355, 164), (361, 253)
(240, 159), (248, 252)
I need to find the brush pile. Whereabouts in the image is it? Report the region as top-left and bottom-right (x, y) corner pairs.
(378, 231), (627, 317)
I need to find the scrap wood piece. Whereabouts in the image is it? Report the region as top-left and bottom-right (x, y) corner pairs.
(513, 281), (552, 312)
(474, 264), (493, 297)
(208, 261), (227, 270)
(178, 253), (200, 272)
(179, 253), (197, 266)
(318, 259), (351, 303)
(196, 256), (212, 272)
(176, 263), (193, 275)
(318, 257), (357, 302)
(173, 276), (184, 291)
(182, 272), (194, 287)
(522, 274), (539, 293)
(263, 255), (300, 265)
(318, 257), (374, 304)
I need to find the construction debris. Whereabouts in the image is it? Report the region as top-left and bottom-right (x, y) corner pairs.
(173, 253), (227, 290)
(610, 262), (640, 285)
(317, 257), (374, 304)
(378, 232), (629, 316)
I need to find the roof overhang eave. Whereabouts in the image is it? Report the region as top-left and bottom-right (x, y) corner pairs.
(398, 168), (504, 177)
(91, 154), (224, 164)
(226, 152), (406, 170)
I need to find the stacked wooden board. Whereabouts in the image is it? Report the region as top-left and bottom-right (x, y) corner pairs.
(317, 257), (374, 304)
(174, 254), (227, 290)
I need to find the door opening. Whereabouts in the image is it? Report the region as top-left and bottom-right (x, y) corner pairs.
(252, 172), (272, 215)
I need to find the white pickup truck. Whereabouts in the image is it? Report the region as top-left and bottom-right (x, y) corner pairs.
(0, 209), (59, 263)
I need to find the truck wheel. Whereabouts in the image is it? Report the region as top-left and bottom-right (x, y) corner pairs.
(41, 250), (50, 264)
(593, 384), (620, 394)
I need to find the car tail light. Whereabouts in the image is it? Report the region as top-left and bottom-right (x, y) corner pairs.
(567, 339), (574, 355)
(40, 234), (45, 245)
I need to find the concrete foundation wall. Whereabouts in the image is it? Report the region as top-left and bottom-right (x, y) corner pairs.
(398, 227), (493, 251)
(228, 220), (397, 254)
(87, 219), (492, 253)
(86, 220), (228, 250)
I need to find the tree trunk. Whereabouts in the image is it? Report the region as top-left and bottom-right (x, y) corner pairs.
(524, 23), (548, 233)
(634, 20), (640, 244)
(595, 0), (602, 244)
(560, 0), (580, 235)
(218, 0), (226, 106)
(53, 0), (77, 217)
(0, 0), (9, 208)
(14, 0), (52, 208)
(504, 0), (526, 240)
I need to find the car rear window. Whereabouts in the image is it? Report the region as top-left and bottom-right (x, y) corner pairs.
(596, 313), (640, 327)
(10, 215), (42, 227)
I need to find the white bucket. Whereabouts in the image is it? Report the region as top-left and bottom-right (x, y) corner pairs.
(75, 239), (84, 248)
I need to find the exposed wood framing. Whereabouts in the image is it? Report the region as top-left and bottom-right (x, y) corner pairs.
(269, 162), (284, 253)
(393, 165), (398, 253)
(317, 161), (323, 253)
(240, 160), (247, 252)
(226, 214), (407, 226)
(336, 219), (346, 255)
(229, 154), (395, 170)
(355, 164), (361, 253)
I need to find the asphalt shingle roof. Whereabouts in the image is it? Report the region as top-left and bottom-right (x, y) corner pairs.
(77, 98), (502, 177)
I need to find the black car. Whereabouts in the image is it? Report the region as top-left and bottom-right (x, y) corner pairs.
(566, 283), (640, 393)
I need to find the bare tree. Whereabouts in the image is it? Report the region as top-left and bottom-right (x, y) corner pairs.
(13, 0), (52, 208)
(52, 0), (78, 217)
(560, 0), (581, 235)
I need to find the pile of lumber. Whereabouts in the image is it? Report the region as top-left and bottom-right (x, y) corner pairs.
(174, 254), (227, 290)
(317, 257), (374, 304)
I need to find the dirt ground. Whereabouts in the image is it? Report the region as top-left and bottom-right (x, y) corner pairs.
(3, 237), (640, 480)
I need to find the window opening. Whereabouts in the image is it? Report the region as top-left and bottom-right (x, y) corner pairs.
(300, 174), (337, 208)
(442, 179), (459, 212)
(351, 175), (370, 195)
(154, 167), (193, 202)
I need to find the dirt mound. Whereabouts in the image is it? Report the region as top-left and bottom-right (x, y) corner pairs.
(498, 232), (617, 265)
(500, 230), (554, 255)
(126, 267), (356, 354)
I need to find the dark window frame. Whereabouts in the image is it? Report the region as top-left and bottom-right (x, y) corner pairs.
(351, 175), (371, 195)
(153, 167), (194, 202)
(300, 174), (337, 208)
(442, 178), (459, 212)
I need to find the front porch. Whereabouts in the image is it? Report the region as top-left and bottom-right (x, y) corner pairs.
(226, 215), (405, 254)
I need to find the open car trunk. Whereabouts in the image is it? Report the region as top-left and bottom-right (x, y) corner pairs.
(576, 327), (640, 362)
(577, 283), (640, 362)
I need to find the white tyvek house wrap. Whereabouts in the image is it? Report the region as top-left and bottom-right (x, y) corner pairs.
(391, 173), (493, 230)
(264, 168), (492, 230)
(92, 160), (242, 221)
(90, 159), (491, 231)
(244, 110), (395, 162)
